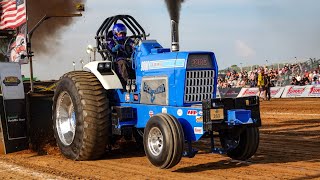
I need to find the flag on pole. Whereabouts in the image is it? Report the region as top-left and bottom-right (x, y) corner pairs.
(0, 0), (26, 30)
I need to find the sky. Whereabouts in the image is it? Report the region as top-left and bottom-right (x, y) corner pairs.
(21, 0), (320, 80)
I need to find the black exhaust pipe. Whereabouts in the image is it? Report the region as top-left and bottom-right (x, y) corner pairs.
(171, 20), (179, 52)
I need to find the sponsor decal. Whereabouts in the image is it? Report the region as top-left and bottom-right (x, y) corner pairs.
(149, 111), (154, 117)
(141, 59), (185, 71)
(187, 110), (198, 116)
(143, 82), (166, 103)
(309, 86), (320, 96)
(198, 111), (203, 116)
(196, 116), (203, 123)
(125, 93), (130, 102)
(161, 107), (167, 113)
(287, 86), (305, 96)
(177, 109), (183, 116)
(194, 127), (203, 134)
(133, 94), (139, 101)
(242, 88), (258, 96)
(7, 115), (25, 122)
(3, 76), (21, 86)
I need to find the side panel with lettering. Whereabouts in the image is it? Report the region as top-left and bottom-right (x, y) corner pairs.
(140, 76), (168, 105)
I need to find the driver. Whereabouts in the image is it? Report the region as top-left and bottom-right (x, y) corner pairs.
(107, 23), (134, 85)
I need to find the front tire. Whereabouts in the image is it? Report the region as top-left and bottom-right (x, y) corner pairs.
(221, 127), (260, 160)
(52, 71), (111, 160)
(143, 113), (184, 169)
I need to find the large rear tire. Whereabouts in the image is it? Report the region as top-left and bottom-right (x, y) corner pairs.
(221, 127), (260, 160)
(143, 113), (184, 169)
(52, 71), (111, 160)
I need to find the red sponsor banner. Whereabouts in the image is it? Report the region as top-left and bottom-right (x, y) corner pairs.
(282, 85), (320, 98)
(187, 110), (198, 116)
(238, 86), (319, 98)
(243, 88), (257, 96)
(237, 88), (259, 97)
(238, 87), (285, 98)
(308, 85), (320, 97)
(286, 86), (306, 97)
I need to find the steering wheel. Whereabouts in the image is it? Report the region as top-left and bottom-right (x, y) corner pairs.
(123, 35), (143, 56)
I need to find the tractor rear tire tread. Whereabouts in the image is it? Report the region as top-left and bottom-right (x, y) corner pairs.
(53, 71), (111, 161)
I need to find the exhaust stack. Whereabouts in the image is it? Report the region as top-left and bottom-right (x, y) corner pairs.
(171, 20), (179, 52)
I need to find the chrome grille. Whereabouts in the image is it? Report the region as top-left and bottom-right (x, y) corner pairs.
(184, 70), (215, 103)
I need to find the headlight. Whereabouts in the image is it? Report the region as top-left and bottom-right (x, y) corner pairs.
(97, 62), (113, 74)
(104, 62), (111, 69)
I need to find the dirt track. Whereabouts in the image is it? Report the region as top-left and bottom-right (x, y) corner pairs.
(0, 98), (319, 180)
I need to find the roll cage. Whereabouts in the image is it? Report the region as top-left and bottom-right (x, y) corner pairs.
(95, 15), (147, 61)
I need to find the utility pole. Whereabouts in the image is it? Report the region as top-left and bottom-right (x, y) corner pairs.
(80, 59), (84, 70)
(93, 47), (97, 61)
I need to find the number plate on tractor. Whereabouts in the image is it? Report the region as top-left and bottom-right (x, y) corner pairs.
(210, 109), (224, 120)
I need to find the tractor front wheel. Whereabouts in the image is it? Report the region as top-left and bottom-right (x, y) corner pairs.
(220, 127), (260, 161)
(143, 113), (184, 169)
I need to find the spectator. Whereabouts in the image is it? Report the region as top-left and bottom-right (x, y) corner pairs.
(264, 72), (272, 101)
(257, 70), (265, 100)
(291, 77), (298, 85)
(312, 77), (318, 85)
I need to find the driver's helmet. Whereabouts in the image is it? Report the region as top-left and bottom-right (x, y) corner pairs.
(112, 23), (127, 41)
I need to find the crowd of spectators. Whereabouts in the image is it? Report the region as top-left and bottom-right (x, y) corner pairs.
(218, 62), (320, 88)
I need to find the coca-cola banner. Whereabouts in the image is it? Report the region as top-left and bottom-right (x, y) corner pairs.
(282, 85), (320, 98)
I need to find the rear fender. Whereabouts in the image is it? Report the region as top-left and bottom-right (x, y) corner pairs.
(83, 61), (123, 89)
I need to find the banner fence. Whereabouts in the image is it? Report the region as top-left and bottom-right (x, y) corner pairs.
(217, 85), (320, 98)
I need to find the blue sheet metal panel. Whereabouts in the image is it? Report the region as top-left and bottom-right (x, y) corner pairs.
(136, 50), (180, 106)
(119, 103), (204, 141)
(136, 40), (163, 56)
(118, 120), (137, 128)
(227, 109), (252, 125)
(211, 52), (219, 99)
(174, 52), (188, 107)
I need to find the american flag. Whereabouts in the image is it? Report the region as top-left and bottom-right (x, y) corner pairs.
(0, 0), (26, 30)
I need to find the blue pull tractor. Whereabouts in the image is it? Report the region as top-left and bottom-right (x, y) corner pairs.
(52, 15), (261, 169)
